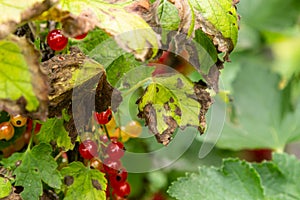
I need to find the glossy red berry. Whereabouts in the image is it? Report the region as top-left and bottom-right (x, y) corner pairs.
(79, 140), (98, 160)
(112, 181), (131, 197)
(94, 109), (112, 125)
(47, 29), (68, 51)
(109, 168), (128, 188)
(103, 158), (121, 175)
(106, 141), (125, 160)
(100, 135), (109, 143)
(75, 32), (88, 40)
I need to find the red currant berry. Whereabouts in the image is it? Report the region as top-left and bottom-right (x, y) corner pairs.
(47, 29), (68, 51)
(74, 32), (88, 40)
(109, 168), (128, 188)
(103, 158), (121, 175)
(106, 141), (125, 160)
(110, 137), (118, 143)
(112, 181), (131, 197)
(100, 135), (109, 143)
(94, 109), (112, 125)
(79, 140), (98, 160)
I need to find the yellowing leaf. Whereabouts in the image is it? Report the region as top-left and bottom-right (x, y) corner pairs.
(137, 74), (212, 145)
(60, 0), (160, 61)
(0, 177), (12, 199)
(0, 35), (48, 116)
(0, 0), (57, 38)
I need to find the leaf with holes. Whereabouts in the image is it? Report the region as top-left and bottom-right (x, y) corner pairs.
(137, 73), (211, 145)
(36, 109), (74, 151)
(13, 143), (62, 200)
(60, 162), (107, 200)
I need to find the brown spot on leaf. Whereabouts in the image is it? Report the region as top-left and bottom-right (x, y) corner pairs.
(64, 176), (74, 186)
(61, 10), (98, 38)
(92, 179), (102, 190)
(176, 78), (184, 88)
(155, 116), (177, 145)
(164, 102), (170, 111)
(156, 86), (159, 93)
(175, 105), (182, 116)
(169, 97), (174, 103)
(193, 81), (212, 134)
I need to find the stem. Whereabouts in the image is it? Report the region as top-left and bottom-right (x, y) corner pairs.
(102, 124), (110, 140)
(26, 121), (36, 151)
(54, 151), (64, 161)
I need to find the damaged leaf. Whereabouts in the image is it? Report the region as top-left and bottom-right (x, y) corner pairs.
(172, 0), (239, 60)
(60, 162), (107, 200)
(60, 0), (160, 61)
(137, 74), (211, 145)
(37, 109), (74, 151)
(13, 143), (62, 200)
(41, 47), (121, 141)
(0, 35), (48, 119)
(191, 0), (239, 57)
(0, 0), (57, 39)
(156, 0), (181, 30)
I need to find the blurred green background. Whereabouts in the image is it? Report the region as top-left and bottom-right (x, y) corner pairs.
(126, 0), (300, 199)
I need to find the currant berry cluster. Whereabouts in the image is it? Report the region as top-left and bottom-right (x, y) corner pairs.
(47, 29), (88, 51)
(0, 112), (27, 141)
(78, 108), (138, 199)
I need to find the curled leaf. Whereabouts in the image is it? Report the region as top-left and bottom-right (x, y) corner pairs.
(0, 0), (57, 39)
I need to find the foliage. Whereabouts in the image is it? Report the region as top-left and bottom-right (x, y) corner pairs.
(168, 153), (300, 200)
(0, 0), (299, 199)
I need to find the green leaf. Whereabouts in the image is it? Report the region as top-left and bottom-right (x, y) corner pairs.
(168, 158), (265, 200)
(13, 143), (62, 200)
(37, 110), (74, 151)
(193, 29), (218, 74)
(137, 73), (211, 145)
(88, 37), (125, 69)
(60, 162), (107, 200)
(188, 0), (239, 54)
(0, 152), (23, 170)
(215, 56), (300, 150)
(175, 0), (238, 56)
(60, 0), (160, 61)
(157, 0), (180, 30)
(254, 153), (300, 200)
(0, 177), (12, 198)
(238, 0), (300, 31)
(0, 36), (48, 112)
(271, 36), (300, 82)
(69, 28), (110, 55)
(106, 53), (141, 86)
